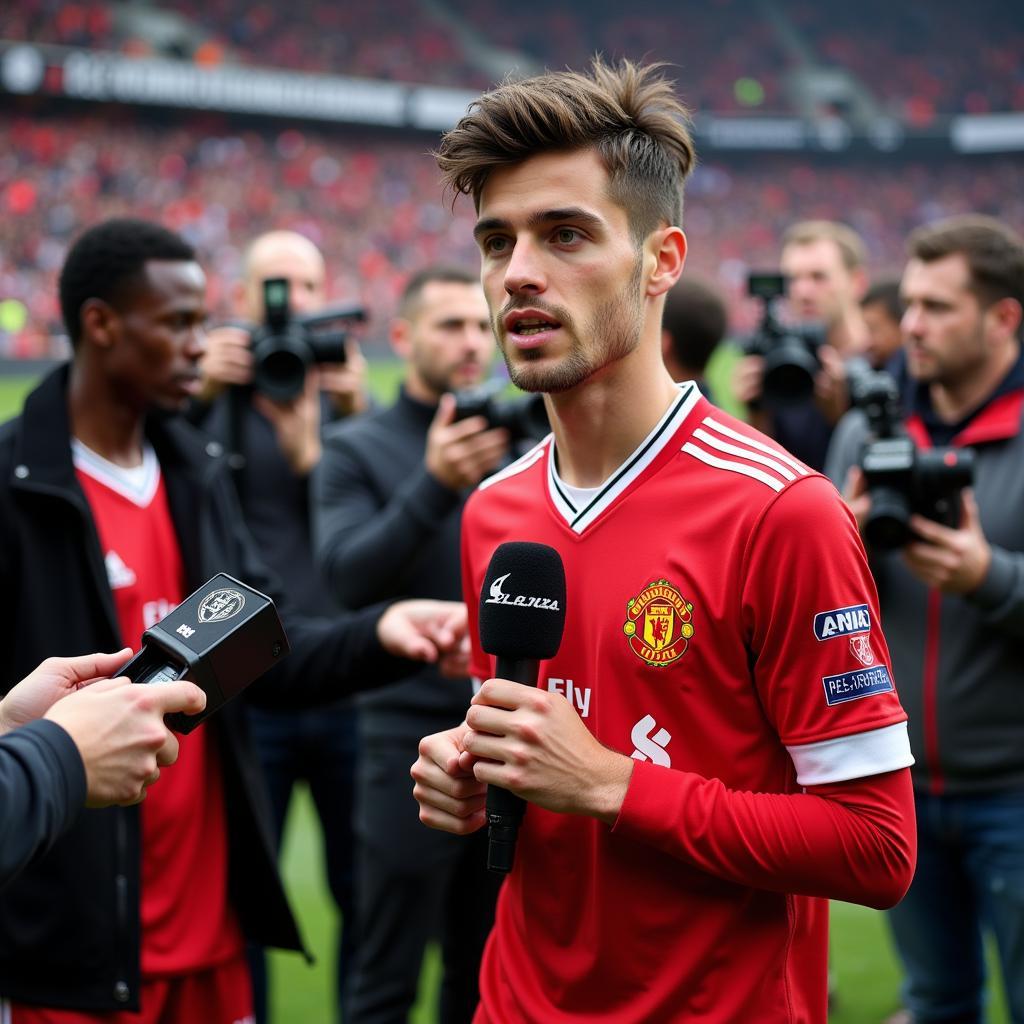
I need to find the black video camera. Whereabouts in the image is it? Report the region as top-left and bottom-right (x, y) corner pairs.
(743, 272), (826, 406)
(452, 380), (550, 444)
(853, 367), (974, 549)
(250, 278), (366, 402)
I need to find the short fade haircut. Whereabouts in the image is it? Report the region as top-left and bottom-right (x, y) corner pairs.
(435, 58), (697, 243)
(662, 277), (728, 373)
(397, 266), (480, 321)
(907, 215), (1024, 314)
(861, 278), (904, 323)
(59, 218), (195, 347)
(782, 220), (867, 273)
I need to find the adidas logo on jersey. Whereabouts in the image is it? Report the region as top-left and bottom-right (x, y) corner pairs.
(105, 550), (137, 590)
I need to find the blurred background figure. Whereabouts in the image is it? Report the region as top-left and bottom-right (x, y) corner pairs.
(660, 276), (729, 405)
(190, 229), (370, 1023)
(733, 220), (870, 470)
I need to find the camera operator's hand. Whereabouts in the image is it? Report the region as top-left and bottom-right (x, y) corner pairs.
(197, 325), (254, 400)
(815, 345), (852, 425)
(841, 466), (872, 532)
(319, 340), (370, 418)
(252, 372), (322, 476)
(732, 354), (765, 408)
(903, 490), (992, 594)
(45, 676), (206, 807)
(376, 599), (469, 667)
(426, 394), (510, 492)
(0, 649), (134, 735)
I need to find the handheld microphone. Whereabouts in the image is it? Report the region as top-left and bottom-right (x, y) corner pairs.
(119, 573), (290, 733)
(478, 542), (566, 873)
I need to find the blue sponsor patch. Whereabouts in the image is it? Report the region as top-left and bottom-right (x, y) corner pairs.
(813, 603), (870, 641)
(822, 665), (894, 706)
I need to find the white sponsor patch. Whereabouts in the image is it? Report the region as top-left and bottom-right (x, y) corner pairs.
(813, 603), (870, 641)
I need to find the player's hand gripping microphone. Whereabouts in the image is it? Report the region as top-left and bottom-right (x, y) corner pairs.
(478, 542), (566, 873)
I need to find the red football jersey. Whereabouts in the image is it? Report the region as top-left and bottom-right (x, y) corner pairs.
(74, 441), (244, 977)
(461, 387), (912, 1023)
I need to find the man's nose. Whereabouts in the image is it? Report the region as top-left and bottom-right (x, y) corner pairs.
(503, 237), (546, 297)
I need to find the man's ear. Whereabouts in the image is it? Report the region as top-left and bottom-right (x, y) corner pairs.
(79, 299), (119, 350)
(646, 226), (687, 299)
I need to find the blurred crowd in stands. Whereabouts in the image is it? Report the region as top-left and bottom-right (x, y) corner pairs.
(2, 110), (1023, 357)
(8, 0), (1023, 116)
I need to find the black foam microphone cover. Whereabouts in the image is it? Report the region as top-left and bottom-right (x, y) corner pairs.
(478, 541), (567, 660)
(478, 542), (566, 873)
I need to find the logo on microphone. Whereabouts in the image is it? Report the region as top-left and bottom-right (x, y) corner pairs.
(622, 579), (694, 667)
(484, 572), (561, 611)
(198, 588), (246, 623)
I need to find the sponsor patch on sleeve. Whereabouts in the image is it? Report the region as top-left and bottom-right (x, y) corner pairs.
(822, 665), (894, 706)
(813, 603), (871, 641)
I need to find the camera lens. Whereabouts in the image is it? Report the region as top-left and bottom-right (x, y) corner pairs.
(864, 486), (913, 549)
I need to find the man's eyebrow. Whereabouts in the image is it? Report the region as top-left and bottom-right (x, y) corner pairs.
(473, 208), (605, 241)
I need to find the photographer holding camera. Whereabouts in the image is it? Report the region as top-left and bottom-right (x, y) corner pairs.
(312, 267), (518, 1024)
(192, 229), (370, 1021)
(734, 220), (870, 470)
(826, 216), (1024, 1024)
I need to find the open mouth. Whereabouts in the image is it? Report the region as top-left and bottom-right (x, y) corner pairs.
(505, 310), (562, 339)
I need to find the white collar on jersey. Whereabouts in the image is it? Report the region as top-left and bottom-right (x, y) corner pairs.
(548, 381), (701, 533)
(71, 438), (161, 508)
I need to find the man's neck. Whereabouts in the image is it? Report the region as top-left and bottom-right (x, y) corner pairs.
(930, 343), (1020, 424)
(547, 346), (681, 488)
(68, 360), (146, 467)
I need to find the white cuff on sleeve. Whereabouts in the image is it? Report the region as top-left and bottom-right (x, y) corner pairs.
(787, 721), (914, 786)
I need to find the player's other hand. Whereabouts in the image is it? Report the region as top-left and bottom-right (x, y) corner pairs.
(410, 722), (487, 835)
(426, 394), (510, 492)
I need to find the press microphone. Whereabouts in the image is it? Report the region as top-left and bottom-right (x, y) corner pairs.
(119, 573), (290, 733)
(478, 541), (566, 873)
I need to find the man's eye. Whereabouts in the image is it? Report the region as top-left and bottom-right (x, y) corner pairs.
(485, 236), (509, 254)
(555, 228), (579, 245)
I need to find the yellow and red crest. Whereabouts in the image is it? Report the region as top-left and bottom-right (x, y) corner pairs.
(622, 579), (694, 667)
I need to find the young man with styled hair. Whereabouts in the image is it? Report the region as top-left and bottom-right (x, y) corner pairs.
(411, 59), (916, 1023)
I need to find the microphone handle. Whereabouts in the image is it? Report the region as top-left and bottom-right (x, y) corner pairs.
(485, 656), (539, 874)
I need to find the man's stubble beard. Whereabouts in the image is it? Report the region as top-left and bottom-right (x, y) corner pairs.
(498, 256), (645, 395)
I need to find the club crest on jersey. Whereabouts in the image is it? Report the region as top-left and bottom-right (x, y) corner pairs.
(622, 579), (694, 667)
(813, 603), (870, 641)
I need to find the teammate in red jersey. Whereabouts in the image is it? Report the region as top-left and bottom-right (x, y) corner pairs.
(410, 59), (917, 1023)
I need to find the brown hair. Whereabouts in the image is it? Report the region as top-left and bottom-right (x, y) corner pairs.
(435, 58), (697, 242)
(907, 215), (1024, 311)
(782, 220), (867, 272)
